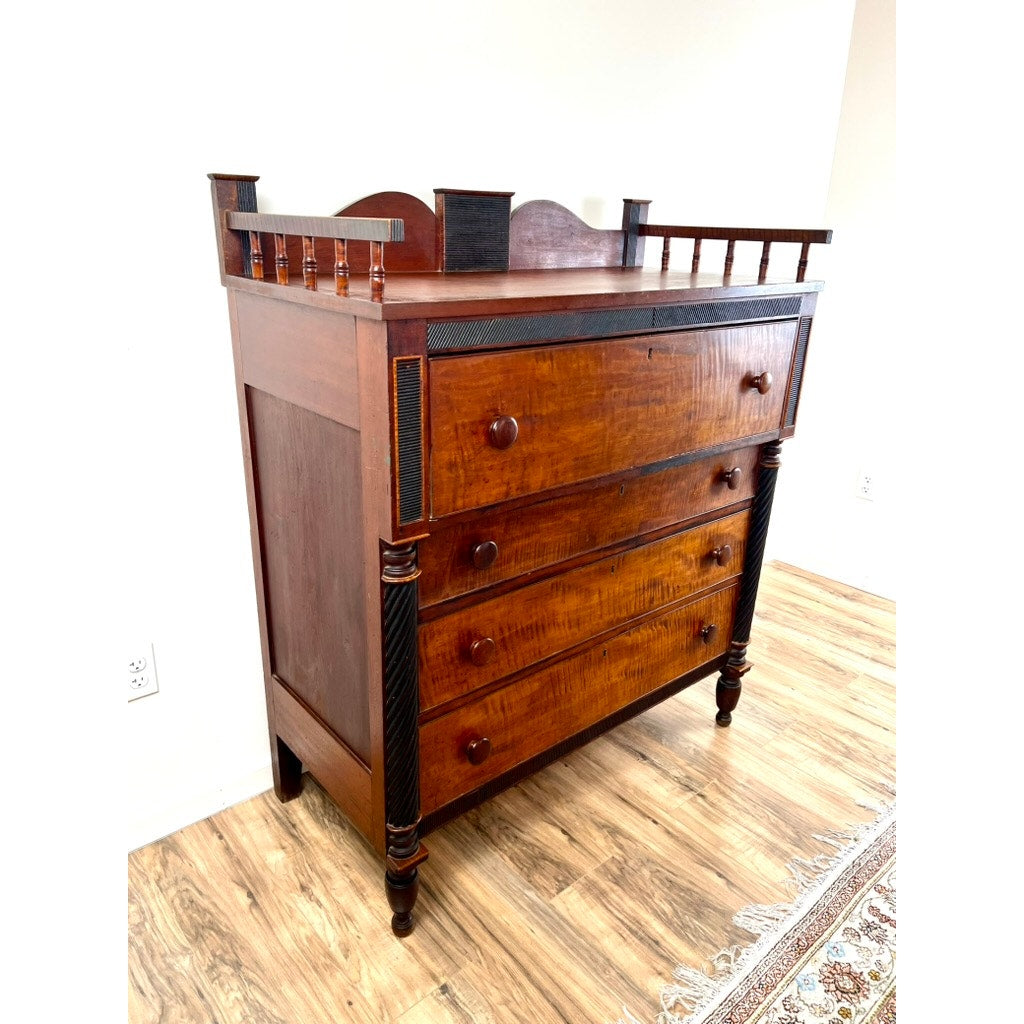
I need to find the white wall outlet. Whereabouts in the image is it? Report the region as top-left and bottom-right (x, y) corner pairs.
(855, 468), (875, 501)
(128, 643), (159, 701)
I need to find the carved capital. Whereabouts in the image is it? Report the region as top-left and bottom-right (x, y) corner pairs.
(760, 439), (783, 471)
(382, 541), (421, 585)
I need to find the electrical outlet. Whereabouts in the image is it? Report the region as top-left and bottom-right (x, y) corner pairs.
(128, 643), (159, 701)
(855, 468), (874, 501)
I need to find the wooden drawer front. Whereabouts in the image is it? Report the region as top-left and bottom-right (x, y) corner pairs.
(418, 510), (748, 712)
(419, 445), (759, 608)
(419, 583), (738, 814)
(429, 322), (795, 517)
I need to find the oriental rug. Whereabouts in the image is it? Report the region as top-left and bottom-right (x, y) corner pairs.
(621, 801), (896, 1024)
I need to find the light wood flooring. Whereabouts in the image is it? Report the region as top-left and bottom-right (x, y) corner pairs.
(128, 561), (896, 1024)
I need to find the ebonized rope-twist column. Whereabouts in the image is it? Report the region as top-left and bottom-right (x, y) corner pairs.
(716, 440), (783, 726)
(381, 542), (428, 936)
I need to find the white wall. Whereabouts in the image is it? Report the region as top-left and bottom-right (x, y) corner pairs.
(766, 0), (897, 599)
(119, 0), (862, 849)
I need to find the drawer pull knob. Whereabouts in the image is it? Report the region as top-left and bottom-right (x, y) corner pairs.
(469, 637), (497, 666)
(749, 372), (773, 394)
(700, 623), (719, 645)
(488, 415), (519, 450)
(712, 544), (733, 567)
(471, 540), (499, 570)
(722, 466), (743, 490)
(465, 737), (492, 765)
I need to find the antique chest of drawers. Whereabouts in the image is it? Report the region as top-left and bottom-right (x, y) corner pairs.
(209, 176), (829, 934)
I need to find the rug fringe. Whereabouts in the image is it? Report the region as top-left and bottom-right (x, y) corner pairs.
(650, 796), (895, 1024)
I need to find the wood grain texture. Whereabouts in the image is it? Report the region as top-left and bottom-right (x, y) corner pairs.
(236, 291), (360, 429)
(334, 192), (439, 272)
(418, 583), (738, 814)
(418, 512), (748, 711)
(219, 266), (821, 323)
(248, 388), (370, 763)
(418, 445), (759, 608)
(272, 677), (372, 836)
(509, 200), (625, 270)
(429, 323), (797, 517)
(129, 562), (895, 1024)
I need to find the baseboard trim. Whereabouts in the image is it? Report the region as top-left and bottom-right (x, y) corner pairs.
(127, 763), (274, 853)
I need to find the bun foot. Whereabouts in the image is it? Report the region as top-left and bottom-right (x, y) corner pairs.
(716, 643), (750, 728)
(391, 911), (414, 937)
(386, 870), (419, 937)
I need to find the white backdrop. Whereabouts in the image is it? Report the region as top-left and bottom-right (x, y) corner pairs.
(102, 0), (898, 850)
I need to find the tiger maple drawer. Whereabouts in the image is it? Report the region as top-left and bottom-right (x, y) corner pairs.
(418, 509), (749, 712)
(418, 445), (759, 608)
(428, 322), (797, 517)
(419, 582), (739, 814)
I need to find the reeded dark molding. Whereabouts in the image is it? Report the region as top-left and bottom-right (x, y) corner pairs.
(426, 297), (802, 353)
(716, 440), (782, 726)
(621, 199), (652, 268)
(733, 441), (782, 643)
(436, 191), (513, 272)
(394, 359), (424, 524)
(208, 173), (261, 280)
(785, 317), (813, 427)
(236, 179), (259, 278)
(380, 541), (426, 935)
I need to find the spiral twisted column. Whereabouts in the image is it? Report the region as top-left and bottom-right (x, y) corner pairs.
(716, 441), (783, 726)
(381, 542), (427, 936)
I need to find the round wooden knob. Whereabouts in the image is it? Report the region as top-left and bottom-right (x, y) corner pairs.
(469, 637), (496, 666)
(712, 544), (733, 567)
(488, 415), (519, 450)
(471, 540), (499, 570)
(722, 467), (743, 490)
(749, 372), (773, 394)
(700, 623), (719, 645)
(465, 737), (492, 765)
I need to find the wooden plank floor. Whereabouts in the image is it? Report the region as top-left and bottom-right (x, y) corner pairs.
(128, 562), (896, 1024)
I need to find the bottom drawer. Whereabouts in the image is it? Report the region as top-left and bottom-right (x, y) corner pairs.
(419, 583), (738, 815)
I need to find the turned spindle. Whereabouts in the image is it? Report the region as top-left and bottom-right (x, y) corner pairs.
(370, 240), (385, 300)
(758, 240), (771, 283)
(724, 239), (736, 276)
(274, 233), (289, 285)
(302, 236), (317, 290)
(334, 238), (350, 296)
(661, 236), (671, 271)
(797, 241), (810, 282)
(248, 231), (264, 280)
(691, 237), (702, 273)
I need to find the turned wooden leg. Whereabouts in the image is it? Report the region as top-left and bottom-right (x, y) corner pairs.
(716, 641), (752, 727)
(385, 820), (429, 936)
(272, 735), (303, 801)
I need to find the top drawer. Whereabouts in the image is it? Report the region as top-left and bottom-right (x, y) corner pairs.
(429, 322), (797, 517)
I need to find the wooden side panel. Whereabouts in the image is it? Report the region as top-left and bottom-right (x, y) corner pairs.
(429, 323), (797, 517)
(272, 678), (372, 836)
(419, 511), (748, 711)
(419, 445), (759, 608)
(419, 583), (739, 814)
(248, 388), (371, 765)
(235, 291), (359, 429)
